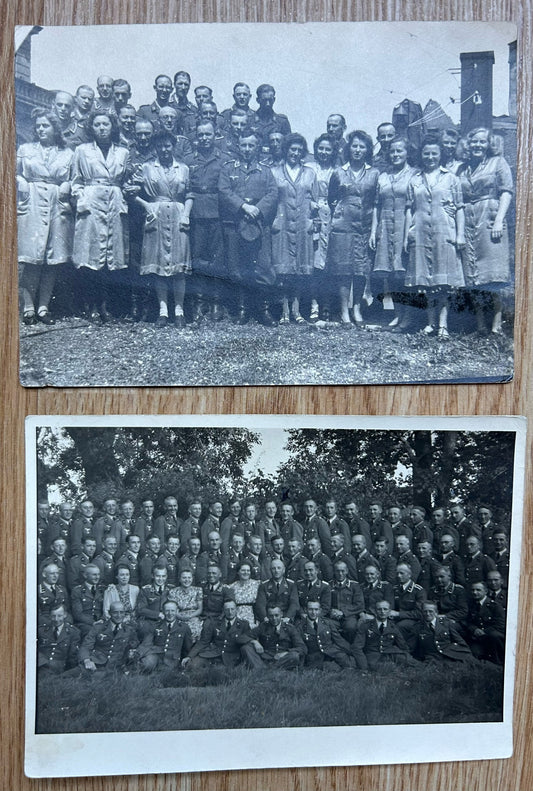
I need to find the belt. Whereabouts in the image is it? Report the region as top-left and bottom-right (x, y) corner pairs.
(85, 179), (122, 186)
(26, 177), (58, 184)
(146, 197), (184, 203)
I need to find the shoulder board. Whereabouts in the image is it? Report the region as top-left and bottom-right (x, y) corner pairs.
(413, 583), (423, 591)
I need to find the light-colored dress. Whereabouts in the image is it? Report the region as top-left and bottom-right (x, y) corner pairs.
(168, 585), (203, 640)
(71, 142), (130, 271)
(404, 167), (465, 289)
(457, 156), (513, 288)
(227, 578), (260, 627)
(373, 165), (416, 275)
(327, 163), (379, 277)
(271, 163), (318, 277)
(140, 159), (192, 277)
(308, 161), (334, 270)
(17, 143), (74, 265)
(103, 583), (139, 622)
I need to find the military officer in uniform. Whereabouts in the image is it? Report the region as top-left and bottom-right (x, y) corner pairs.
(40, 537), (69, 587)
(429, 566), (468, 625)
(360, 564), (395, 619)
(79, 601), (139, 672)
(352, 600), (412, 671)
(226, 533), (246, 584)
(154, 496), (182, 545)
(415, 601), (473, 663)
(437, 533), (466, 585)
(490, 531), (510, 586)
(253, 84), (291, 155)
(350, 534), (379, 581)
(304, 536), (333, 583)
(329, 560), (365, 641)
(137, 74), (175, 125)
(71, 564), (106, 637)
(389, 562), (426, 650)
(199, 531), (228, 582)
(48, 501), (74, 547)
(254, 559), (299, 623)
(297, 560), (332, 616)
(394, 535), (421, 582)
(465, 581), (506, 663)
(137, 567), (176, 636)
(38, 563), (70, 625)
(179, 500), (203, 549)
(158, 536), (181, 586)
(186, 599), (263, 669)
(486, 570), (508, 612)
(373, 538), (397, 585)
(301, 498), (330, 550)
(218, 132), (278, 325)
(93, 535), (118, 586)
(220, 83), (257, 131)
(169, 71), (198, 136)
(464, 536), (497, 586)
(38, 603), (80, 674)
(201, 564), (232, 619)
(139, 600), (193, 672)
(140, 535), (163, 586)
(93, 498), (121, 554)
(200, 502), (224, 549)
(67, 536), (97, 590)
(254, 604), (307, 668)
(116, 533), (142, 586)
(179, 537), (205, 586)
(298, 601), (353, 669)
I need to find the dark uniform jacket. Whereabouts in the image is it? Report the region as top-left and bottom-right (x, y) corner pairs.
(48, 515), (72, 547)
(415, 616), (473, 661)
(93, 514), (121, 554)
(429, 582), (468, 624)
(220, 515), (241, 550)
(242, 550), (271, 581)
(255, 577), (299, 622)
(133, 514), (155, 548)
(297, 579), (332, 616)
(154, 514), (182, 545)
(330, 579), (365, 618)
(352, 618), (410, 669)
(285, 553), (307, 582)
(396, 550), (421, 583)
(464, 552), (497, 586)
(79, 620), (139, 668)
(137, 583), (175, 622)
(490, 549), (510, 585)
(303, 549), (333, 583)
(93, 550), (117, 586)
(257, 518), (280, 545)
(115, 550), (141, 586)
(218, 158), (278, 226)
(67, 552), (96, 590)
(375, 552), (397, 585)
(323, 516), (351, 557)
(466, 598), (506, 637)
(189, 615), (254, 665)
(362, 579), (395, 615)
(140, 619), (193, 665)
(278, 518), (304, 545)
(346, 515), (372, 548)
(390, 521), (413, 547)
(140, 549), (163, 587)
(253, 109), (291, 153)
(255, 620), (306, 660)
(297, 616), (351, 663)
(330, 549), (358, 581)
(393, 580), (426, 621)
(70, 515), (95, 557)
(157, 550), (180, 586)
(488, 587), (508, 612)
(202, 582), (234, 619)
(179, 516), (202, 549)
(38, 622), (80, 672)
(40, 553), (68, 587)
(37, 583), (70, 624)
(226, 548), (244, 584)
(301, 514), (329, 551)
(199, 549), (228, 582)
(186, 148), (225, 219)
(411, 520), (434, 547)
(353, 549), (379, 582)
(237, 518), (265, 547)
(369, 517), (393, 550)
(179, 552), (206, 586)
(71, 582), (105, 627)
(437, 550), (465, 585)
(416, 556), (441, 593)
(200, 514), (222, 550)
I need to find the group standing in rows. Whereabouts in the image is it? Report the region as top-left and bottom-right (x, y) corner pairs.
(18, 71), (513, 336)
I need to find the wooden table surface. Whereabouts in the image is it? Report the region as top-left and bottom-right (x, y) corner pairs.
(2, 1), (531, 789)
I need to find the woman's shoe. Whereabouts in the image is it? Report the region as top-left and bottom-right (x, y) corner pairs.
(23, 310), (37, 325)
(174, 314), (185, 329)
(438, 326), (450, 340)
(294, 314), (306, 324)
(37, 309), (55, 325)
(309, 305), (320, 323)
(421, 324), (435, 336)
(278, 315), (290, 325)
(155, 315), (168, 328)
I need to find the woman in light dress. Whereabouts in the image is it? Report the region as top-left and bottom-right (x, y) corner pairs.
(226, 561), (260, 628)
(103, 564), (139, 624)
(168, 569), (203, 640)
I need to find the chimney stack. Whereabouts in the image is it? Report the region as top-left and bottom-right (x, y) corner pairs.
(460, 51), (494, 132)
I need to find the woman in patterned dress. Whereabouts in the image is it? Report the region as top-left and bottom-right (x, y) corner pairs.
(168, 569), (203, 641)
(308, 133), (336, 321)
(369, 137), (416, 330)
(103, 565), (139, 624)
(327, 130), (379, 327)
(457, 127), (513, 335)
(226, 561), (260, 628)
(17, 110), (74, 325)
(403, 137), (466, 339)
(137, 129), (193, 328)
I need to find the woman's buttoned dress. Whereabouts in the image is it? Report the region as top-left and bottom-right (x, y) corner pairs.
(17, 143), (74, 265)
(271, 163), (318, 277)
(372, 165), (416, 276)
(308, 161), (334, 271)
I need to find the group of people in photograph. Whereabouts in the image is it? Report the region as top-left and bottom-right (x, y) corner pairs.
(18, 70), (513, 337)
(37, 491), (509, 676)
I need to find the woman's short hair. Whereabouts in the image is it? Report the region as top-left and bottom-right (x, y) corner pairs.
(345, 130), (374, 164)
(153, 129), (177, 149)
(86, 109), (121, 144)
(466, 127), (500, 157)
(281, 132), (308, 160)
(115, 563), (131, 579)
(313, 132), (336, 163)
(237, 560), (253, 573)
(420, 134), (441, 151)
(31, 108), (66, 148)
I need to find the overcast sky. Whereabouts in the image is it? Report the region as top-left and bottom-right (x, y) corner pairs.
(29, 21), (516, 146)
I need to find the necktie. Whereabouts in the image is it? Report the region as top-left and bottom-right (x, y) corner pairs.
(53, 627), (59, 641)
(113, 623), (119, 635)
(379, 622), (384, 633)
(226, 620), (231, 630)
(50, 585), (56, 595)
(313, 620), (318, 632)
(167, 622), (172, 633)
(91, 585), (96, 596)
(158, 586), (163, 595)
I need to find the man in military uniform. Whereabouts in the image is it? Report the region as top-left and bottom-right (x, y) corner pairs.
(415, 540), (441, 594)
(394, 535), (421, 582)
(326, 114), (348, 166)
(179, 537), (205, 586)
(238, 502), (265, 547)
(226, 533), (246, 584)
(186, 599), (263, 669)
(431, 507), (459, 552)
(329, 560), (365, 641)
(93, 75), (116, 114)
(169, 71), (198, 136)
(116, 533), (142, 586)
(267, 535), (286, 565)
(464, 535), (496, 587)
(154, 495), (182, 545)
(352, 600), (411, 671)
(71, 564), (106, 638)
(112, 79), (133, 114)
(466, 581), (506, 663)
(409, 506), (434, 547)
(360, 564), (394, 620)
(373, 538), (397, 585)
(486, 570), (508, 613)
(140, 536), (163, 586)
(199, 530), (228, 582)
(301, 498), (329, 550)
(257, 500), (280, 546)
(298, 601), (353, 669)
(285, 539), (307, 582)
(304, 536), (333, 583)
(117, 104), (137, 150)
(157, 107), (194, 161)
(373, 122), (396, 173)
(450, 503), (481, 558)
(220, 82), (257, 131)
(201, 564), (232, 618)
(368, 502), (394, 551)
(437, 533), (466, 585)
(220, 499), (242, 551)
(322, 499), (352, 557)
(179, 500), (203, 549)
(71, 84), (95, 145)
(255, 559), (299, 623)
(415, 602), (473, 664)
(138, 74), (174, 125)
(218, 132), (278, 325)
(51, 91), (77, 148)
(139, 600), (193, 672)
(389, 562), (426, 650)
(429, 565), (468, 625)
(38, 604), (80, 675)
(38, 563), (70, 625)
(49, 501), (75, 547)
(243, 535), (271, 581)
(67, 536), (97, 590)
(93, 498), (121, 554)
(40, 537), (69, 587)
(93, 535), (118, 586)
(219, 109), (250, 161)
(351, 535), (379, 581)
(79, 601), (138, 673)
(137, 567), (175, 636)
(253, 84), (291, 155)
(277, 503), (304, 545)
(297, 560), (331, 617)
(200, 501), (224, 549)
(158, 536), (181, 586)
(254, 604), (307, 669)
(329, 534), (357, 580)
(259, 131), (285, 168)
(36, 499), (51, 549)
(490, 531), (510, 586)
(344, 500), (372, 549)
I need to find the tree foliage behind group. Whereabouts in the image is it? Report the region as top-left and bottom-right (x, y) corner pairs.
(37, 426), (260, 514)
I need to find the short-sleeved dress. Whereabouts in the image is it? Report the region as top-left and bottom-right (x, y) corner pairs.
(307, 161), (335, 270)
(17, 143), (74, 265)
(404, 167), (465, 290)
(372, 165), (416, 277)
(327, 163), (379, 277)
(457, 156), (513, 288)
(227, 578), (260, 627)
(140, 159), (192, 277)
(168, 585), (203, 640)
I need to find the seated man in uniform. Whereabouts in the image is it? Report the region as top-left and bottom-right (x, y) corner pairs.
(352, 600), (411, 671)
(139, 600), (193, 673)
(414, 601), (473, 664)
(37, 603), (80, 675)
(297, 601), (353, 670)
(79, 601), (138, 673)
(254, 558), (299, 624)
(71, 564), (105, 638)
(254, 604), (307, 669)
(329, 560), (364, 641)
(185, 599), (263, 669)
(137, 567), (175, 636)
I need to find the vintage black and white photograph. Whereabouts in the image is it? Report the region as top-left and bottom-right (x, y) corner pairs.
(25, 415), (524, 777)
(16, 21), (516, 387)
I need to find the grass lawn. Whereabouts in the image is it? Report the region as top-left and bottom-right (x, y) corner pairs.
(36, 660), (503, 734)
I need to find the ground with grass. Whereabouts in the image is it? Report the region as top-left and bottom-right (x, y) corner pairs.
(36, 660), (503, 734)
(20, 315), (513, 387)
